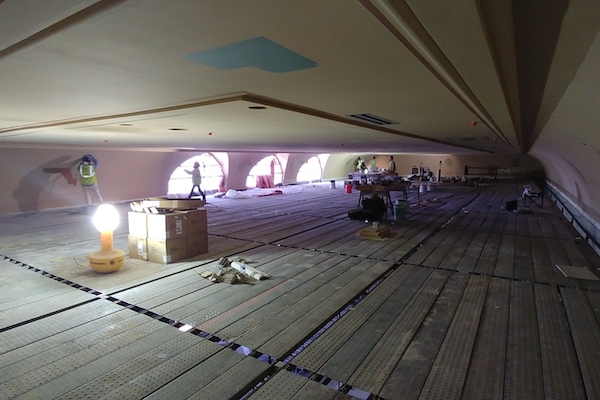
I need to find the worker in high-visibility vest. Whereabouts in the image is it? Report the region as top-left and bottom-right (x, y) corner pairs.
(78, 154), (104, 205)
(356, 157), (363, 171)
(185, 161), (206, 201)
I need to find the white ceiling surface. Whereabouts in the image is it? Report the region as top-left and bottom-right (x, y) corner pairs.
(0, 0), (595, 155)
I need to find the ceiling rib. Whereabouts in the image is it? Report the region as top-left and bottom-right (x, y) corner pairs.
(362, 0), (515, 150)
(0, 0), (128, 60)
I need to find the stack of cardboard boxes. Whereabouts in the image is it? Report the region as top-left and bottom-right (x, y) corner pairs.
(128, 208), (208, 264)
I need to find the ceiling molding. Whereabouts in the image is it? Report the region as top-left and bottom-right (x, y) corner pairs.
(360, 0), (515, 150)
(0, 0), (129, 60)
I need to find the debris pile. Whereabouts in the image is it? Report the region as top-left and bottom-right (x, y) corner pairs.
(199, 257), (271, 284)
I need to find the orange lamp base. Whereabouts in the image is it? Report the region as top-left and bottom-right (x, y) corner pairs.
(89, 248), (125, 273)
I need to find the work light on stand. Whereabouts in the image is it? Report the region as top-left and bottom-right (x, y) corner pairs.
(89, 204), (125, 273)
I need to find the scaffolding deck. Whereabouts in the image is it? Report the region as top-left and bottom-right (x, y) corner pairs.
(1, 183), (599, 399)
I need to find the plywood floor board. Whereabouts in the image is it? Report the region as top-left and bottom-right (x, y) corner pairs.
(405, 228), (453, 266)
(169, 250), (345, 326)
(214, 255), (365, 343)
(290, 264), (419, 372)
(315, 267), (435, 382)
(445, 206), (472, 226)
(0, 307), (140, 372)
(494, 234), (516, 279)
(545, 238), (585, 287)
(437, 230), (476, 271)
(504, 213), (517, 235)
(0, 288), (96, 330)
(142, 345), (248, 400)
(186, 356), (271, 400)
(0, 260), (86, 308)
(238, 214), (328, 242)
(346, 270), (451, 393)
(503, 281), (544, 399)
(550, 214), (580, 240)
(111, 269), (213, 306)
(461, 278), (510, 400)
(422, 230), (462, 269)
(2, 182), (599, 399)
(525, 214), (544, 238)
(310, 226), (371, 253)
(418, 275), (489, 400)
(517, 213), (530, 236)
(534, 284), (587, 399)
(474, 233), (502, 276)
(456, 231), (487, 273)
(273, 219), (361, 248)
(197, 252), (344, 335)
(50, 331), (216, 399)
(256, 260), (393, 358)
(378, 273), (470, 400)
(560, 287), (600, 399)
(2, 317), (175, 399)
(478, 212), (497, 233)
(530, 237), (560, 285)
(259, 219), (340, 244)
(100, 339), (223, 400)
(537, 215), (556, 238)
(514, 236), (536, 281)
(490, 214), (508, 234)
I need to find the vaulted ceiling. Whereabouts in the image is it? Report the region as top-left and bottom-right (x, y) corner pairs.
(1, 0), (598, 156)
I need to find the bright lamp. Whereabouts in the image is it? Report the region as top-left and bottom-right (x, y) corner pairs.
(89, 204), (125, 273)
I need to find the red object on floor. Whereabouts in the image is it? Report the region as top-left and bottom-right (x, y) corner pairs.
(345, 184), (352, 193)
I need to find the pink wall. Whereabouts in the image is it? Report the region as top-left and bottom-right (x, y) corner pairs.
(0, 147), (185, 215)
(0, 145), (548, 218)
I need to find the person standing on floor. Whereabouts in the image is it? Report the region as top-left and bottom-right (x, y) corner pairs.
(370, 156), (377, 171)
(356, 157), (363, 172)
(186, 161), (206, 201)
(78, 154), (104, 206)
(388, 155), (396, 173)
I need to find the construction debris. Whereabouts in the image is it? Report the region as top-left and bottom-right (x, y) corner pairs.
(199, 257), (271, 284)
(358, 225), (391, 240)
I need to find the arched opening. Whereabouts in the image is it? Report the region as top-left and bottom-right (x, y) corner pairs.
(296, 154), (330, 183)
(246, 155), (282, 188)
(168, 153), (224, 197)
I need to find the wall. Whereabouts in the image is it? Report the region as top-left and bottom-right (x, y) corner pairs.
(320, 153), (543, 181)
(0, 145), (545, 218)
(224, 152), (289, 190)
(0, 147), (190, 215)
(391, 154), (544, 179)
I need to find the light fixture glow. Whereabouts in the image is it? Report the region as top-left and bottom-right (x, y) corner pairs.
(93, 204), (120, 232)
(89, 204), (125, 273)
(178, 324), (193, 332)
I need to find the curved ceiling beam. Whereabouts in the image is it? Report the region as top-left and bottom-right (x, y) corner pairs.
(0, 0), (129, 60)
(361, 0), (515, 150)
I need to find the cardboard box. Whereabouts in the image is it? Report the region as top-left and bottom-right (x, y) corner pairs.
(147, 237), (189, 264)
(147, 212), (188, 239)
(188, 231), (208, 257)
(141, 198), (205, 210)
(128, 235), (148, 261)
(182, 209), (207, 234)
(128, 211), (148, 237)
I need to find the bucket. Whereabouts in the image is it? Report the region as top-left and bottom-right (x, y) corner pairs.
(330, 180), (336, 189)
(394, 200), (408, 220)
(345, 184), (352, 194)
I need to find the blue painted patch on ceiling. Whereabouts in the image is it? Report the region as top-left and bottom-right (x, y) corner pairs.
(187, 36), (317, 73)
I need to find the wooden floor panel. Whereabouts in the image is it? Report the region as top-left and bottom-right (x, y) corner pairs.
(1, 183), (599, 399)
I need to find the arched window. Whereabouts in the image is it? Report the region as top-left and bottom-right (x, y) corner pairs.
(168, 153), (224, 197)
(296, 154), (330, 183)
(246, 155), (282, 188)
